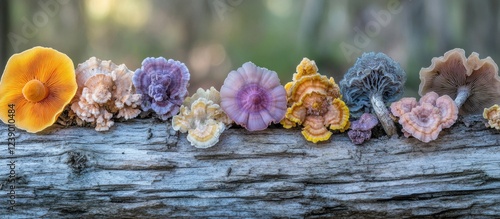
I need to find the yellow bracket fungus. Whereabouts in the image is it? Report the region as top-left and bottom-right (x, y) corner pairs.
(281, 58), (349, 143)
(483, 104), (500, 130)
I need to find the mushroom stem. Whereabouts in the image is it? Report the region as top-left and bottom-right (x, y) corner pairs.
(370, 94), (396, 136)
(454, 86), (470, 109)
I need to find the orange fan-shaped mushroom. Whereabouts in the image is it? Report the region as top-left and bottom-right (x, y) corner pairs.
(0, 47), (77, 133)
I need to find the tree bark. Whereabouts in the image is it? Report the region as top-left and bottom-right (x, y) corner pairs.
(1, 115), (500, 218)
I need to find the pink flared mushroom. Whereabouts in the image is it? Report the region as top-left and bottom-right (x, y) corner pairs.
(220, 62), (287, 131)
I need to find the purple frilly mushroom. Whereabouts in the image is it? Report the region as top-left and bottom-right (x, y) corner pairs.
(133, 57), (190, 120)
(220, 62), (287, 131)
(348, 113), (379, 145)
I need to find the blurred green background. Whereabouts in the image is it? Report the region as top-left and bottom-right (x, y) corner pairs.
(1, 0), (500, 97)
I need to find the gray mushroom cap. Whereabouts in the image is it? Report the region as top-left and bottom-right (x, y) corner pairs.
(340, 52), (406, 118)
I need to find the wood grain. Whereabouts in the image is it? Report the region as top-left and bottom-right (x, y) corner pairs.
(1, 115), (500, 218)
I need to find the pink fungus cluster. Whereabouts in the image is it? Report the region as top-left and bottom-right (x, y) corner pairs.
(390, 92), (458, 143)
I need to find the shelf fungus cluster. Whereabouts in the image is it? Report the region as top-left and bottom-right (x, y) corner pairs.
(220, 62), (287, 131)
(4, 46), (499, 147)
(390, 92), (458, 143)
(70, 57), (142, 131)
(340, 52), (406, 137)
(172, 87), (232, 148)
(133, 57), (190, 120)
(483, 104), (500, 130)
(0, 47), (77, 133)
(419, 48), (500, 115)
(281, 58), (349, 143)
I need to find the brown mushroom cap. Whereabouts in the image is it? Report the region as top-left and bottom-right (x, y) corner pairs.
(419, 48), (500, 114)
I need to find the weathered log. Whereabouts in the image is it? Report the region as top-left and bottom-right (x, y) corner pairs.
(1, 115), (500, 218)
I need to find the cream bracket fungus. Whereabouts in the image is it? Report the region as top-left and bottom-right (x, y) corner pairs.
(483, 104), (500, 130)
(172, 87), (232, 148)
(0, 47), (77, 133)
(340, 52), (406, 136)
(419, 48), (500, 114)
(220, 62), (287, 131)
(71, 57), (142, 131)
(133, 57), (190, 120)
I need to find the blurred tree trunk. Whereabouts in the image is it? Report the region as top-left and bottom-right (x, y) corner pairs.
(491, 1), (500, 51)
(298, 0), (325, 49)
(0, 0), (9, 72)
